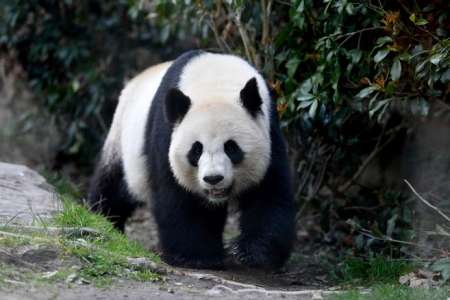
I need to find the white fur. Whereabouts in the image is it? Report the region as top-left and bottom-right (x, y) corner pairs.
(102, 52), (272, 204)
(102, 62), (172, 202)
(169, 53), (272, 202)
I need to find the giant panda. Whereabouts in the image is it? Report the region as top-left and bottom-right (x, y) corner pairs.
(88, 50), (295, 270)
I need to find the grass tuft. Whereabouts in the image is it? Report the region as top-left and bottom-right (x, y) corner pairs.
(1, 173), (161, 287)
(53, 199), (160, 286)
(337, 256), (414, 285)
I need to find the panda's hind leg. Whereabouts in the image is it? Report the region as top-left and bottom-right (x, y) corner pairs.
(87, 158), (140, 231)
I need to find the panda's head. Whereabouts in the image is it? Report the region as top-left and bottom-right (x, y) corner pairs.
(166, 77), (271, 204)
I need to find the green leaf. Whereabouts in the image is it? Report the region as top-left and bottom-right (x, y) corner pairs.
(418, 98), (429, 116)
(309, 100), (318, 118)
(430, 53), (444, 65)
(348, 49), (362, 64)
(298, 100), (313, 109)
(415, 60), (427, 73)
(345, 3), (354, 15)
(431, 259), (450, 282)
(441, 69), (450, 83)
(369, 99), (390, 118)
(409, 13), (429, 25)
(390, 59), (402, 80)
(297, 94), (315, 101)
(300, 78), (313, 93)
(386, 214), (398, 237)
(374, 49), (390, 63)
(286, 57), (300, 78)
(398, 52), (411, 61)
(296, 0), (305, 13)
(385, 81), (396, 95)
(415, 18), (429, 25)
(376, 36), (392, 47)
(355, 86), (377, 99)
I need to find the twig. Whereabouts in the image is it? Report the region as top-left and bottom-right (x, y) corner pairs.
(338, 135), (393, 192)
(295, 141), (319, 199)
(180, 271), (259, 289)
(260, 0), (272, 46)
(0, 224), (101, 237)
(404, 179), (450, 223)
(309, 149), (334, 200)
(233, 7), (259, 68)
(0, 230), (50, 241)
(206, 2), (231, 53)
(181, 273), (340, 296)
(321, 26), (383, 40)
(338, 125), (403, 193)
(343, 205), (381, 212)
(357, 228), (445, 253)
(209, 283), (339, 295)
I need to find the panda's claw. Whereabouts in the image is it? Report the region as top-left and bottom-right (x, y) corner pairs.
(229, 238), (275, 270)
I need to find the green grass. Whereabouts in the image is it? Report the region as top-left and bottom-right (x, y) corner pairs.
(52, 199), (160, 286)
(336, 256), (414, 285)
(327, 284), (450, 300)
(1, 173), (161, 287)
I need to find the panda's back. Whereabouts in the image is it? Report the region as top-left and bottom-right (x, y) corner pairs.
(102, 61), (172, 201)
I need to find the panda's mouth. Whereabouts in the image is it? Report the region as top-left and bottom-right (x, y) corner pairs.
(204, 186), (232, 200)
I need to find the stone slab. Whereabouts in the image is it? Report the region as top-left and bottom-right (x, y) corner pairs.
(0, 162), (61, 224)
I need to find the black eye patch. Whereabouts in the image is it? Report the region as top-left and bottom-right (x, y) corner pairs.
(187, 141), (203, 167)
(224, 140), (244, 164)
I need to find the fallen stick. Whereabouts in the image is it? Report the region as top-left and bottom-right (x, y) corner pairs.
(404, 179), (450, 223)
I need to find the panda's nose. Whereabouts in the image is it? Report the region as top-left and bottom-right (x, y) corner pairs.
(203, 175), (224, 185)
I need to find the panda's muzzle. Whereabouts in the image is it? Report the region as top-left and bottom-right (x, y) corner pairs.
(204, 186), (232, 199)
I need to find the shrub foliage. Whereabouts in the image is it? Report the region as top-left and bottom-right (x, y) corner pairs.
(1, 0), (449, 259)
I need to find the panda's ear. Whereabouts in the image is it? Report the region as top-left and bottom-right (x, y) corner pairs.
(240, 77), (263, 117)
(165, 88), (191, 123)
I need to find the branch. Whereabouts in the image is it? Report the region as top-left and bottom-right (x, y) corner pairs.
(338, 135), (394, 193)
(233, 7), (259, 68)
(404, 179), (450, 223)
(208, 284), (339, 296)
(0, 224), (101, 237)
(358, 230), (439, 251)
(260, 0), (272, 46)
(177, 273), (340, 296)
(320, 26), (383, 41)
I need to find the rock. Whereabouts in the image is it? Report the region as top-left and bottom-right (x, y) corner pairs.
(0, 57), (61, 167)
(0, 162), (61, 224)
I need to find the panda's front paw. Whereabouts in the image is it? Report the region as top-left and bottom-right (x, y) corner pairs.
(230, 238), (276, 269)
(162, 253), (225, 270)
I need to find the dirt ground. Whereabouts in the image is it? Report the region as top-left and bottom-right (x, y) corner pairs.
(123, 203), (334, 298)
(0, 275), (317, 300)
(0, 201), (335, 300)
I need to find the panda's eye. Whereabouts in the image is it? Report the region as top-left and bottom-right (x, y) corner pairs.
(187, 141), (203, 167)
(224, 140), (244, 164)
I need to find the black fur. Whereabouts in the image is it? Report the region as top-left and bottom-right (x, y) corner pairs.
(164, 88), (191, 123)
(240, 77), (263, 117)
(231, 98), (295, 269)
(144, 50), (228, 269)
(224, 140), (244, 165)
(187, 141), (203, 167)
(88, 160), (140, 231)
(89, 50), (295, 270)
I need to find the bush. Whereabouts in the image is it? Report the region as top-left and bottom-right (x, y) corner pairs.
(0, 1), (185, 166)
(1, 0), (449, 258)
(134, 0), (449, 257)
